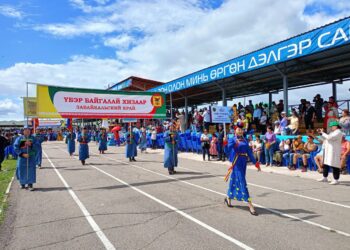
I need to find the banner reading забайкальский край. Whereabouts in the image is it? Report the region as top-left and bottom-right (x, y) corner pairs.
(36, 85), (166, 119)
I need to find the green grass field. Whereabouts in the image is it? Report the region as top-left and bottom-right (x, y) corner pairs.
(0, 159), (16, 223)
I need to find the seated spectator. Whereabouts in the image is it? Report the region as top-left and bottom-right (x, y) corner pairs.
(288, 135), (304, 170)
(300, 136), (318, 172)
(339, 109), (350, 136)
(209, 134), (218, 158)
(276, 139), (291, 166)
(286, 111), (299, 135)
(247, 135), (254, 149)
(341, 134), (350, 174)
(280, 112), (288, 135)
(274, 121), (281, 135)
(252, 135), (263, 162)
(260, 111), (268, 134)
(264, 126), (276, 167)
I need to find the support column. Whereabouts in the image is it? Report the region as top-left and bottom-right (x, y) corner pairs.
(283, 75), (288, 115)
(222, 89), (227, 106)
(184, 96), (188, 129)
(332, 81), (338, 102)
(170, 93), (173, 120)
(268, 92), (273, 117)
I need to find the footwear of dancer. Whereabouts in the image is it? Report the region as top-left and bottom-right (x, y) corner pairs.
(317, 177), (328, 182)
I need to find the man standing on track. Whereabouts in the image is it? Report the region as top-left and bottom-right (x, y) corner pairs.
(164, 123), (179, 175)
(14, 127), (38, 191)
(77, 127), (91, 165)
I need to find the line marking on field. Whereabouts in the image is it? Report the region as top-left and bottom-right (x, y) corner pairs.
(178, 166), (350, 209)
(55, 148), (254, 249)
(94, 152), (350, 238)
(54, 144), (350, 238)
(43, 150), (116, 250)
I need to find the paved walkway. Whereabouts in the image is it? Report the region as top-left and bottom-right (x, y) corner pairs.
(1, 141), (349, 250)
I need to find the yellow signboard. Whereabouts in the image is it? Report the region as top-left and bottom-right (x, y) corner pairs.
(23, 97), (37, 117)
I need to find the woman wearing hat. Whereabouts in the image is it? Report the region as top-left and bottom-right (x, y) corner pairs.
(224, 125), (261, 215)
(65, 127), (76, 156)
(14, 126), (38, 191)
(77, 127), (91, 165)
(317, 121), (343, 185)
(98, 128), (108, 154)
(164, 123), (179, 175)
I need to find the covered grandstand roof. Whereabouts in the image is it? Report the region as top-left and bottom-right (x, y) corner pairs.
(147, 16), (350, 107)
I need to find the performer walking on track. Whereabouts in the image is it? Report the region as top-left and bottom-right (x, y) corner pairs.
(224, 125), (261, 215)
(14, 126), (38, 191)
(164, 123), (179, 175)
(66, 128), (76, 156)
(98, 128), (108, 154)
(34, 128), (47, 169)
(77, 127), (91, 165)
(125, 124), (139, 162)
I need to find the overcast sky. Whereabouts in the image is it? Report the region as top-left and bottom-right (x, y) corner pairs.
(0, 0), (349, 120)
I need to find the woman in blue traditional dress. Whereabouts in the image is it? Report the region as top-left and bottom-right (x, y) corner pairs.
(125, 125), (139, 162)
(98, 128), (108, 154)
(138, 128), (147, 153)
(14, 126), (38, 191)
(65, 128), (76, 156)
(77, 127), (91, 165)
(224, 125), (261, 215)
(34, 129), (47, 169)
(164, 123), (179, 175)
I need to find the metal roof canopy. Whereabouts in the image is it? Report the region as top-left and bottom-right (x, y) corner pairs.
(171, 44), (350, 107)
(107, 76), (163, 92)
(149, 17), (350, 108)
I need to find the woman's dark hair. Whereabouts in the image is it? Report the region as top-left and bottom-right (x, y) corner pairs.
(267, 125), (273, 131)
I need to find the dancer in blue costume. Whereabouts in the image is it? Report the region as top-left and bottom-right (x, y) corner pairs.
(77, 127), (91, 165)
(164, 123), (179, 175)
(98, 128), (108, 154)
(125, 124), (139, 162)
(34, 129), (47, 169)
(65, 128), (76, 156)
(138, 128), (147, 153)
(14, 126), (38, 191)
(224, 125), (261, 216)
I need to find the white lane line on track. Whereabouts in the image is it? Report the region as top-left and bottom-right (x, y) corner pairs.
(56, 144), (350, 209)
(177, 164), (350, 209)
(94, 153), (350, 238)
(43, 150), (116, 250)
(56, 149), (254, 250)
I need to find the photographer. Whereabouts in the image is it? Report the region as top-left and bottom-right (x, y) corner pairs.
(317, 121), (343, 185)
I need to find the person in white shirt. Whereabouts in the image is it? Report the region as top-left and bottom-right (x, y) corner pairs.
(252, 136), (263, 162)
(151, 128), (157, 149)
(317, 121), (343, 185)
(203, 107), (211, 131)
(200, 129), (211, 161)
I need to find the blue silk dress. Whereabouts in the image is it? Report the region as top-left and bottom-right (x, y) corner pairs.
(226, 136), (256, 202)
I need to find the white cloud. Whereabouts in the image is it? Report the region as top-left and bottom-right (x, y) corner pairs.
(0, 98), (21, 118)
(0, 5), (24, 19)
(2, 0), (350, 120)
(103, 34), (134, 49)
